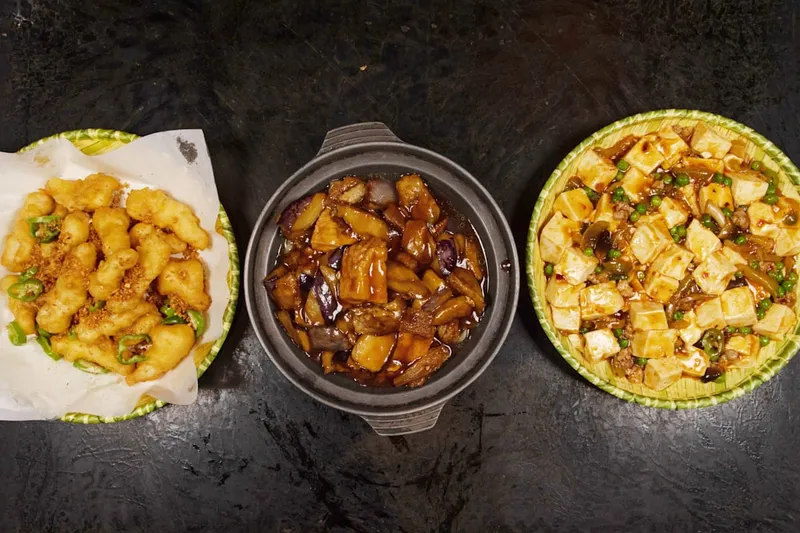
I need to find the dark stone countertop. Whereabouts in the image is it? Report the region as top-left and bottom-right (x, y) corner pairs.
(1, 1), (799, 531)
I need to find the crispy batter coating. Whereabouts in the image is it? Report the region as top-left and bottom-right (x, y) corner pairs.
(1, 191), (55, 271)
(156, 259), (210, 311)
(126, 189), (210, 250)
(75, 300), (156, 343)
(92, 207), (131, 256)
(59, 211), (91, 250)
(125, 324), (195, 385)
(89, 249), (139, 300)
(45, 173), (120, 211)
(129, 222), (187, 254)
(108, 231), (171, 313)
(51, 335), (133, 376)
(36, 272), (88, 334)
(0, 275), (37, 335)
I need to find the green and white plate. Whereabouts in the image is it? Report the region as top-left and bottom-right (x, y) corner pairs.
(527, 109), (800, 409)
(19, 129), (240, 423)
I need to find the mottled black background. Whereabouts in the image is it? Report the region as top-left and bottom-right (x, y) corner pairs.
(1, 1), (799, 532)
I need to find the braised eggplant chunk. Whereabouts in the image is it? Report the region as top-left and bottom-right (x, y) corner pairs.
(540, 120), (798, 391)
(266, 174), (488, 388)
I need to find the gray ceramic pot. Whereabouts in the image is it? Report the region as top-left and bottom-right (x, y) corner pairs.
(244, 122), (519, 435)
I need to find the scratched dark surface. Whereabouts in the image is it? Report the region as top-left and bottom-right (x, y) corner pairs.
(0, 0), (799, 532)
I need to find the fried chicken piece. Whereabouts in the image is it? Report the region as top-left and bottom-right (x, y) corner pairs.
(108, 231), (171, 313)
(126, 189), (210, 250)
(89, 249), (139, 300)
(45, 173), (120, 212)
(0, 275), (37, 335)
(129, 222), (187, 254)
(36, 272), (88, 334)
(59, 211), (91, 250)
(156, 258), (210, 311)
(75, 300), (157, 343)
(1, 191), (55, 271)
(92, 207), (131, 256)
(126, 324), (195, 385)
(51, 335), (133, 376)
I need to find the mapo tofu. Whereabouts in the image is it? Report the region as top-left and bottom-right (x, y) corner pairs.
(540, 121), (799, 390)
(266, 174), (487, 388)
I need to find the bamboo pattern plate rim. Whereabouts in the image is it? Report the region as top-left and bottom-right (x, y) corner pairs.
(526, 109), (800, 409)
(18, 128), (240, 423)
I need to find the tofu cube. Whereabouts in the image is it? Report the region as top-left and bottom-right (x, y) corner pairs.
(720, 287), (757, 327)
(698, 183), (734, 211)
(577, 149), (618, 192)
(551, 305), (581, 333)
(539, 212), (580, 264)
(545, 276), (583, 308)
(631, 329), (678, 359)
(579, 282), (624, 320)
(656, 127), (690, 169)
(567, 333), (584, 353)
(554, 188), (595, 222)
(775, 227), (800, 257)
(721, 246), (748, 266)
(619, 167), (653, 202)
(583, 328), (621, 363)
(729, 170), (769, 206)
(685, 219), (722, 263)
(644, 271), (680, 303)
(644, 358), (684, 390)
(725, 334), (761, 362)
(591, 193), (619, 231)
(622, 135), (665, 174)
(658, 196), (689, 228)
(629, 301), (669, 331)
(678, 310), (704, 347)
(693, 250), (737, 296)
(753, 303), (797, 340)
(631, 221), (672, 264)
(678, 347), (709, 377)
(695, 297), (726, 330)
(554, 247), (599, 285)
(680, 183), (701, 217)
(681, 156), (725, 175)
(650, 244), (694, 280)
(690, 122), (732, 159)
(748, 201), (780, 239)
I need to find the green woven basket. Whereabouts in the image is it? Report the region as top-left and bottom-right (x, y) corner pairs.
(18, 129), (240, 423)
(527, 109), (800, 409)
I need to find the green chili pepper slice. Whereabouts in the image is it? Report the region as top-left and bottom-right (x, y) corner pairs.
(187, 310), (205, 337)
(19, 266), (38, 281)
(160, 304), (176, 317)
(36, 326), (51, 339)
(701, 328), (723, 359)
(8, 278), (44, 301)
(162, 315), (188, 325)
(7, 321), (26, 346)
(89, 300), (106, 312)
(27, 215), (61, 243)
(36, 335), (62, 361)
(73, 360), (110, 375)
(117, 334), (151, 365)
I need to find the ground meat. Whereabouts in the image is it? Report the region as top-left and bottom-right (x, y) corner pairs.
(616, 280), (635, 298)
(609, 348), (634, 377)
(626, 364), (644, 383)
(651, 180), (665, 191)
(587, 271), (611, 285)
(613, 203), (634, 220)
(732, 208), (749, 229)
(624, 321), (635, 339)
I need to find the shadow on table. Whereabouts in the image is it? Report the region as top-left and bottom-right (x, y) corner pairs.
(508, 132), (588, 383)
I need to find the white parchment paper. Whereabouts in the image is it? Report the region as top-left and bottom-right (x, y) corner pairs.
(0, 130), (230, 420)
